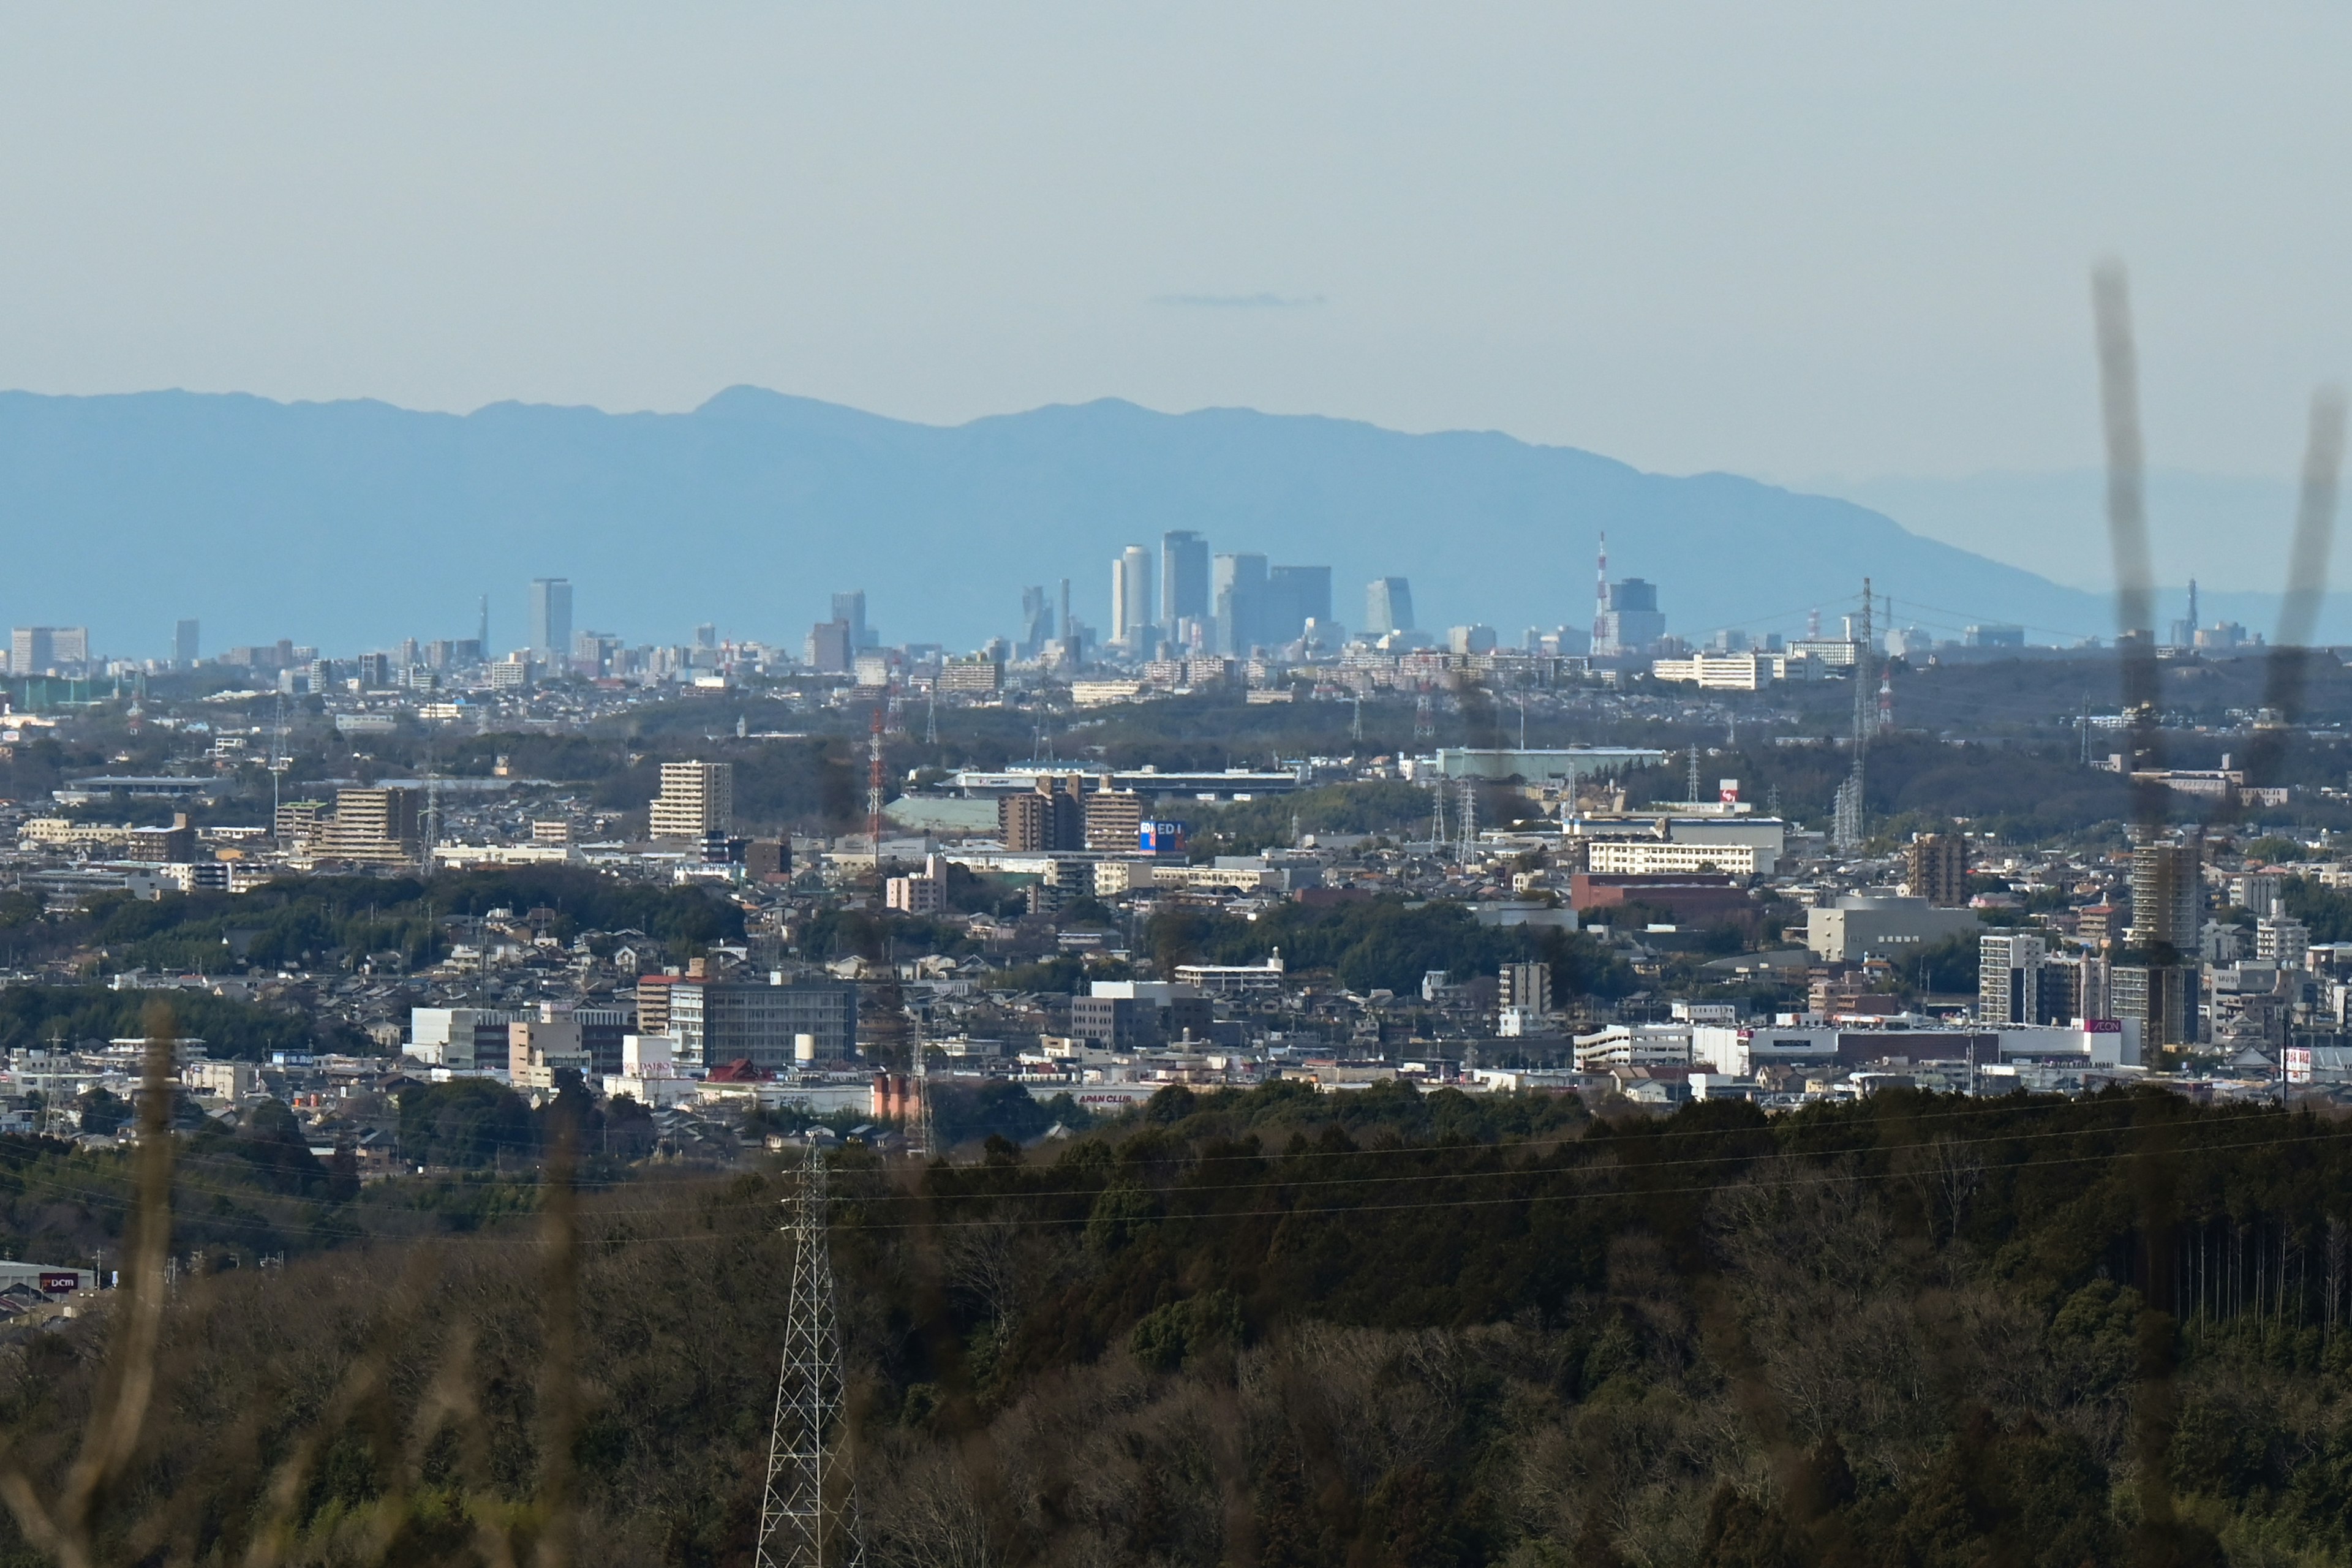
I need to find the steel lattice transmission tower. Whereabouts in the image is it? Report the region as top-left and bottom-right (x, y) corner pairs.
(756, 1147), (867, 1568)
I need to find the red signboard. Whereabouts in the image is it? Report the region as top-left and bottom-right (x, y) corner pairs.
(37, 1273), (78, 1294)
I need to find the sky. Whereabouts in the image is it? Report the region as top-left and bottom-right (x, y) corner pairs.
(0, 2), (2346, 493)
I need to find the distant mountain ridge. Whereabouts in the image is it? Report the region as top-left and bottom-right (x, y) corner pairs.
(0, 385), (2142, 659)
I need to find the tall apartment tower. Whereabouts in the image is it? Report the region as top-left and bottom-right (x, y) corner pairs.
(1000, 775), (1084, 851)
(2116, 831), (2204, 1047)
(2129, 833), (2203, 953)
(173, 619), (200, 668)
(1161, 531), (1210, 629)
(1365, 577), (1415, 637)
(529, 578), (573, 662)
(1906, 834), (1969, 906)
(313, 788), (424, 865)
(1978, 933), (2048, 1024)
(650, 761), (735, 841)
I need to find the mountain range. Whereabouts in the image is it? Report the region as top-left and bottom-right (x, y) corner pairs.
(0, 385), (2317, 661)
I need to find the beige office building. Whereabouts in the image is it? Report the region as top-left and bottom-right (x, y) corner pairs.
(650, 761), (734, 840)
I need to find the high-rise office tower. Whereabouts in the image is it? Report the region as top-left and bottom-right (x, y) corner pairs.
(1594, 578), (1665, 657)
(1266, 565), (1332, 647)
(650, 761), (735, 840)
(1365, 578), (1415, 636)
(1161, 531), (1210, 628)
(1212, 553), (1268, 656)
(1112, 546), (1155, 649)
(173, 619), (199, 667)
(831, 591), (870, 650)
(529, 578), (573, 662)
(696, 623), (717, 651)
(1019, 586), (1054, 658)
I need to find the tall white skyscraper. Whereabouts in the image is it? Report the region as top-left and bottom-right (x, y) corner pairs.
(1365, 576), (1415, 636)
(529, 577), (573, 662)
(1112, 546), (1155, 649)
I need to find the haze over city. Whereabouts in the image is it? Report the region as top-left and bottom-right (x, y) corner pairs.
(0, 11), (2350, 1568)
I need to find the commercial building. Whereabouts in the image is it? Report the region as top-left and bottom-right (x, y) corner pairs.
(1594, 579), (1664, 658)
(1162, 532), (1210, 632)
(937, 658), (1001, 694)
(1907, 834), (1969, 907)
(1569, 873), (1755, 923)
(528, 578), (573, 663)
(509, 1017), (590, 1090)
(1586, 840), (1771, 878)
(650, 762), (734, 841)
(1693, 1020), (2140, 1076)
(312, 788), (423, 866)
(1573, 1023), (1692, 1069)
(1070, 982), (1212, 1049)
(1364, 577), (1416, 637)
(832, 590), (871, 650)
(1212, 552), (1268, 656)
(409, 1008), (528, 1069)
(1648, 653), (1785, 690)
(1266, 565), (1332, 647)
(10, 627), (89, 675)
(807, 620), (853, 673)
(1112, 546), (1156, 650)
(1804, 896), (1978, 963)
(669, 978), (860, 1069)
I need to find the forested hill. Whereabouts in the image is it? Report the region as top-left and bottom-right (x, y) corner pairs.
(2, 1082), (2347, 1565)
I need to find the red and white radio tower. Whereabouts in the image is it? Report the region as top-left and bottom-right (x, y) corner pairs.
(1877, 662), (1894, 734)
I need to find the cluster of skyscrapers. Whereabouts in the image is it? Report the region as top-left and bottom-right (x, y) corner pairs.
(1017, 533), (1423, 665)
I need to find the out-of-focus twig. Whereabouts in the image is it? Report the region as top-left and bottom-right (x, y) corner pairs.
(0, 1003), (178, 1568)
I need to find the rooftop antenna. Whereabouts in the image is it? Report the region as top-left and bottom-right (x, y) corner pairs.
(756, 1145), (867, 1568)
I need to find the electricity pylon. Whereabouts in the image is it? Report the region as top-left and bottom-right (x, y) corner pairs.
(756, 1146), (865, 1568)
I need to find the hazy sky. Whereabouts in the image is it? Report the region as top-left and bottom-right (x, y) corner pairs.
(1, 2), (2346, 483)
